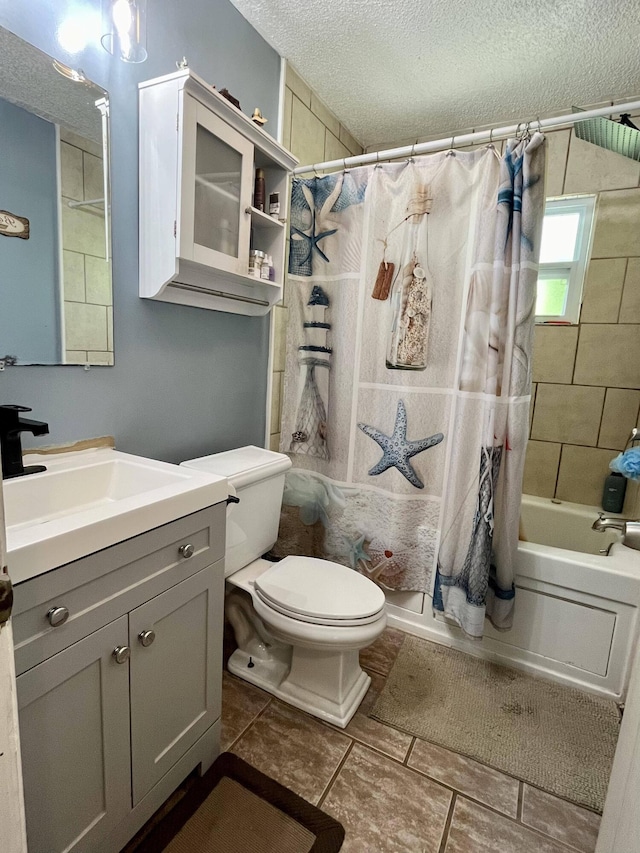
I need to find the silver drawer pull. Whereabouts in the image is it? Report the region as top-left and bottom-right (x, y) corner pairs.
(47, 606), (69, 628)
(113, 646), (130, 664)
(138, 629), (156, 647)
(178, 543), (195, 559)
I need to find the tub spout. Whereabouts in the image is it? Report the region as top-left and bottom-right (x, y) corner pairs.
(592, 515), (627, 532)
(592, 514), (640, 551)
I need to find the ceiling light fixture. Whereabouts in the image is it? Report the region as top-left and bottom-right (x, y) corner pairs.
(101, 0), (148, 63)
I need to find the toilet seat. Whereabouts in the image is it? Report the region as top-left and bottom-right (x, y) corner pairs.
(254, 555), (385, 627)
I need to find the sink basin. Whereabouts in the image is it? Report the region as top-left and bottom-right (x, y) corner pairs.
(5, 448), (228, 584)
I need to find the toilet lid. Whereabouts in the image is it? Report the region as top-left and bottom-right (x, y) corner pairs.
(254, 556), (385, 622)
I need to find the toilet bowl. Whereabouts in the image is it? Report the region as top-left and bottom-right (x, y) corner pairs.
(181, 446), (387, 727)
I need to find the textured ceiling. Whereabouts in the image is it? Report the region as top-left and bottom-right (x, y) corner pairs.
(0, 27), (104, 143)
(228, 0), (640, 149)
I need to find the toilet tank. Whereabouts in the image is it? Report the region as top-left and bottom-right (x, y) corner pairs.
(181, 446), (292, 576)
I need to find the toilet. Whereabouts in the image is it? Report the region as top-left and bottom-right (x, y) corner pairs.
(181, 446), (387, 728)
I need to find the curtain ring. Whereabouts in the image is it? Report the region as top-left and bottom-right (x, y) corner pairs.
(313, 164), (321, 178)
(407, 140), (417, 163)
(342, 157), (349, 174)
(446, 135), (456, 157)
(375, 149), (381, 169)
(536, 116), (542, 134)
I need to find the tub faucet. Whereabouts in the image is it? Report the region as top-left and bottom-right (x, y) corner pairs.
(592, 514), (640, 552)
(0, 405), (49, 479)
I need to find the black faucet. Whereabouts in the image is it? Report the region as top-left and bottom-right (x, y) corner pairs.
(0, 405), (49, 479)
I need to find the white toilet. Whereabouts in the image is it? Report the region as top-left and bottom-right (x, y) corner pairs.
(181, 446), (387, 727)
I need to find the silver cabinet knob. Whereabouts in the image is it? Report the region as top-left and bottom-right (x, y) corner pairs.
(178, 543), (194, 559)
(112, 646), (131, 664)
(47, 606), (69, 628)
(138, 629), (156, 647)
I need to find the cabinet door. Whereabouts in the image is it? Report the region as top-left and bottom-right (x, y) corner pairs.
(180, 94), (254, 276)
(129, 564), (223, 804)
(17, 617), (131, 853)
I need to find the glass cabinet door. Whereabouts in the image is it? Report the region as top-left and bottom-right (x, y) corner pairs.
(180, 95), (253, 276)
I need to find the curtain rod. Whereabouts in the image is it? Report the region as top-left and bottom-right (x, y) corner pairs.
(293, 99), (640, 175)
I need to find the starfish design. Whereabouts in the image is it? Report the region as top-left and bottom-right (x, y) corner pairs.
(358, 400), (444, 489)
(347, 534), (371, 570)
(291, 206), (338, 265)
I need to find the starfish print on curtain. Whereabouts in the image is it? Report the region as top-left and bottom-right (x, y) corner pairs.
(358, 399), (444, 489)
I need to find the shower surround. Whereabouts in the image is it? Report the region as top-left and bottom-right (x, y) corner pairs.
(278, 135), (547, 639)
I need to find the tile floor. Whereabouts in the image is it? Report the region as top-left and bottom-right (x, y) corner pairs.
(221, 627), (602, 853)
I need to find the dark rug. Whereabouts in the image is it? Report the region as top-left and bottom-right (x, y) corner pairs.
(131, 752), (344, 852)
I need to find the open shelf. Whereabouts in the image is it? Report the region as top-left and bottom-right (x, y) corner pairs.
(249, 206), (285, 230)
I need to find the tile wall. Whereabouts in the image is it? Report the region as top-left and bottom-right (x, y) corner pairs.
(269, 65), (362, 451)
(59, 128), (113, 366)
(524, 126), (640, 511)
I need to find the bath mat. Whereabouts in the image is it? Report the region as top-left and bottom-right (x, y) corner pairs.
(371, 635), (619, 812)
(132, 752), (344, 853)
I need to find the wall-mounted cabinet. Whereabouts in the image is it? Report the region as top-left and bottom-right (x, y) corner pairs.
(139, 69), (298, 315)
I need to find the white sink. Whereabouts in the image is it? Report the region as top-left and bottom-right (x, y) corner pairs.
(4, 448), (228, 584)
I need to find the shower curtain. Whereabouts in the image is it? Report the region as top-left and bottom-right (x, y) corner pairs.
(278, 133), (546, 638)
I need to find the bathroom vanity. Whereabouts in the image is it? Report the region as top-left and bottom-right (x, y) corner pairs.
(5, 449), (228, 853)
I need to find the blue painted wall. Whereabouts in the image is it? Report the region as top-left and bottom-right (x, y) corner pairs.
(0, 0), (280, 462)
(0, 97), (61, 363)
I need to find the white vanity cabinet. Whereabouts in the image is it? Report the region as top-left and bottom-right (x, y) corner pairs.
(12, 505), (225, 853)
(139, 69), (298, 316)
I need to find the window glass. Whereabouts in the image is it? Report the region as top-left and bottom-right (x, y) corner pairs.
(539, 211), (581, 263)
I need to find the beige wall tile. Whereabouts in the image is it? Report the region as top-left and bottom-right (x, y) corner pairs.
(556, 444), (618, 505)
(285, 65), (311, 108)
(324, 129), (350, 164)
(282, 86), (293, 151)
(620, 258), (640, 323)
(598, 388), (640, 449)
(544, 129), (570, 196)
(273, 305), (288, 372)
(564, 134), (640, 194)
(531, 384), (605, 445)
(580, 258), (626, 323)
(270, 371), (282, 435)
(60, 128), (101, 158)
(87, 351), (114, 365)
(64, 302), (108, 351)
(523, 440), (561, 497)
(65, 350), (86, 364)
(107, 306), (113, 351)
(574, 324), (640, 388)
(269, 433), (281, 452)
(60, 141), (83, 201)
(83, 152), (104, 201)
(62, 202), (106, 258)
(311, 92), (340, 138)
(529, 383), (537, 434)
(339, 124), (362, 156)
(531, 325), (578, 384)
(591, 188), (640, 258)
(63, 250), (85, 302)
(290, 96), (325, 167)
(85, 256), (112, 305)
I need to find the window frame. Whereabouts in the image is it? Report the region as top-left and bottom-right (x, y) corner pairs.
(535, 194), (597, 325)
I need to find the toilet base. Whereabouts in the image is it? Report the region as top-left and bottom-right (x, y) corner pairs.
(228, 645), (371, 728)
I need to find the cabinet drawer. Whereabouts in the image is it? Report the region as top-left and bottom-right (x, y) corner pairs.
(13, 504), (225, 674)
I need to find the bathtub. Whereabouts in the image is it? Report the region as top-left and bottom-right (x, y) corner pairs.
(386, 495), (640, 701)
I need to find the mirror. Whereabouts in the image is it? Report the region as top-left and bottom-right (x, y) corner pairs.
(0, 27), (113, 366)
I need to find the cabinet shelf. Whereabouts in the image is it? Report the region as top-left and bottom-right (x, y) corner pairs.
(249, 206), (285, 230)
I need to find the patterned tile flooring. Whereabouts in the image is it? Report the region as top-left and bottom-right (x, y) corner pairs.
(222, 627), (603, 853)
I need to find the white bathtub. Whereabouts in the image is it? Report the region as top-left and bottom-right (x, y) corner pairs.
(387, 495), (640, 701)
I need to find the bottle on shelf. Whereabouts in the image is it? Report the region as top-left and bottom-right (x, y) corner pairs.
(254, 168), (265, 212)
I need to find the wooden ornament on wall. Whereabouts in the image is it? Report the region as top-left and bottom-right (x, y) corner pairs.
(0, 210), (29, 239)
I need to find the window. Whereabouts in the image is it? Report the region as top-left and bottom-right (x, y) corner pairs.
(536, 195), (596, 324)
